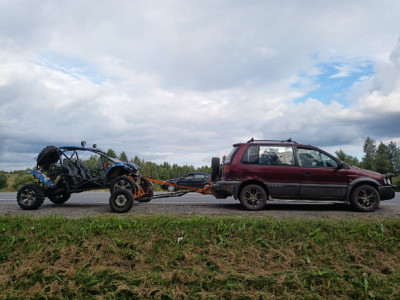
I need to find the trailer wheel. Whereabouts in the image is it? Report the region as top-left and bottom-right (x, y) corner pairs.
(109, 189), (134, 213)
(17, 184), (45, 210)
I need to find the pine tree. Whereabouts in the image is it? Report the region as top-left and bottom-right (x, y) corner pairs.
(335, 149), (360, 167)
(375, 142), (392, 174)
(362, 137), (376, 171)
(119, 151), (128, 162)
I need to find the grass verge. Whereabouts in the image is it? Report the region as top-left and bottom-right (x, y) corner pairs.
(1, 215), (400, 299)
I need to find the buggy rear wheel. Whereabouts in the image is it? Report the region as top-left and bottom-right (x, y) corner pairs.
(48, 193), (71, 204)
(109, 189), (134, 213)
(17, 184), (44, 210)
(110, 176), (135, 194)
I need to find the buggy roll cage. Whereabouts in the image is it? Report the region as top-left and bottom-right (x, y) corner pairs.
(58, 146), (120, 163)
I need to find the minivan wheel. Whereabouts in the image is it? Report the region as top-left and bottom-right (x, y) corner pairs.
(350, 184), (380, 212)
(239, 184), (267, 211)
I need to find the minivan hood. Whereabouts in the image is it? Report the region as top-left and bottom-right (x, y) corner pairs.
(348, 165), (383, 179)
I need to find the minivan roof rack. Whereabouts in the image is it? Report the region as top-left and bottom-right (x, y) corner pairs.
(246, 138), (298, 144)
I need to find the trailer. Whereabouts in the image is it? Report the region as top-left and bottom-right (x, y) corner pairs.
(109, 178), (213, 213)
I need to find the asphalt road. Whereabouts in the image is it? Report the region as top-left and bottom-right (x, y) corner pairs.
(1, 191), (399, 218)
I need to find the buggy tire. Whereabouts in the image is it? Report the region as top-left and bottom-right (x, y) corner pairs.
(211, 157), (220, 182)
(17, 184), (45, 210)
(350, 184), (380, 212)
(37, 146), (60, 170)
(109, 189), (134, 213)
(110, 176), (135, 194)
(239, 184), (267, 211)
(48, 193), (71, 204)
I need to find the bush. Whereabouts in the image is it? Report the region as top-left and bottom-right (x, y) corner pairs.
(12, 174), (35, 190)
(393, 176), (400, 192)
(0, 172), (7, 189)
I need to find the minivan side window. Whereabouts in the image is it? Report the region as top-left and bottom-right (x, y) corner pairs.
(242, 145), (295, 166)
(297, 148), (338, 168)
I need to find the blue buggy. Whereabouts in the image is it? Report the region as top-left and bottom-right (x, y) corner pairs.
(16, 142), (153, 212)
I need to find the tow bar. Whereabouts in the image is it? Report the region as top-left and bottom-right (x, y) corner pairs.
(147, 178), (213, 195)
(109, 178), (213, 213)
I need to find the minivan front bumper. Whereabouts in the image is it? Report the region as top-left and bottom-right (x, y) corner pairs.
(379, 185), (396, 201)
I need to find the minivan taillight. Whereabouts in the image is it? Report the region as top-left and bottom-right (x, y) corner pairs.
(224, 164), (230, 175)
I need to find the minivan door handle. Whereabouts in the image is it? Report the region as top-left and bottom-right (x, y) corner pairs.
(304, 171), (312, 175)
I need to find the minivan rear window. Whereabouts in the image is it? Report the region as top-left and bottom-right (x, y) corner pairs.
(242, 145), (295, 165)
(225, 146), (239, 164)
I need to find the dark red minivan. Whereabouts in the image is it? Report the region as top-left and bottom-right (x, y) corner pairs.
(211, 139), (395, 212)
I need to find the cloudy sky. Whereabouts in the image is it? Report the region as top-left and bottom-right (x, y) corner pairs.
(1, 0), (400, 171)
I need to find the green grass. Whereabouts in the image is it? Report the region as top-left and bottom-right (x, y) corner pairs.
(1, 215), (400, 299)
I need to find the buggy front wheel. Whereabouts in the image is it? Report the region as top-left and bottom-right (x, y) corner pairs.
(17, 184), (45, 210)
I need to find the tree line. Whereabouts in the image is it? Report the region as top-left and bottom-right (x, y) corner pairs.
(335, 137), (400, 176)
(1, 137), (399, 191)
(81, 149), (211, 182)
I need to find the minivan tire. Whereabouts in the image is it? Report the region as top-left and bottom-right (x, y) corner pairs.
(350, 184), (380, 212)
(239, 184), (267, 211)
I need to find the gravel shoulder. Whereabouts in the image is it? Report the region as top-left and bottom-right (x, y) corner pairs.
(1, 200), (399, 219)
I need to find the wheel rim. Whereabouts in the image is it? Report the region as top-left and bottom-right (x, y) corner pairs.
(115, 194), (128, 207)
(115, 179), (131, 191)
(243, 188), (263, 207)
(167, 185), (175, 192)
(21, 189), (36, 205)
(355, 188), (377, 208)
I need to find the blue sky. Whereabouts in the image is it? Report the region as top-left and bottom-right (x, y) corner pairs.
(293, 62), (375, 106)
(1, 1), (400, 171)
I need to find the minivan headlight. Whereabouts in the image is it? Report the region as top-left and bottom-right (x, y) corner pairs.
(384, 173), (394, 185)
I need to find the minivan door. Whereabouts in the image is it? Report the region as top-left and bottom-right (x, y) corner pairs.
(297, 147), (348, 200)
(241, 145), (301, 198)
